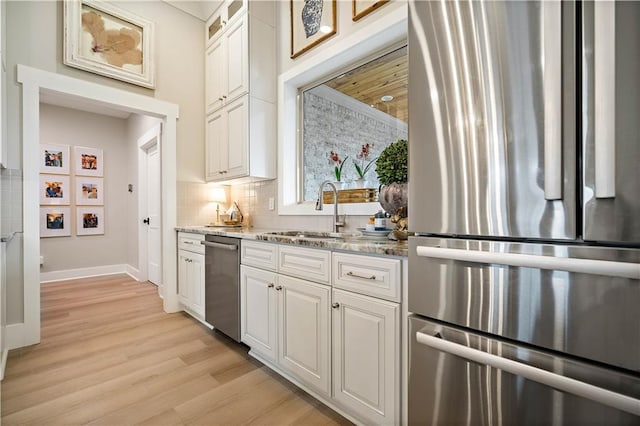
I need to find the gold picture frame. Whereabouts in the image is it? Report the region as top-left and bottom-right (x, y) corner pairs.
(290, 0), (337, 59)
(63, 0), (155, 88)
(352, 0), (389, 22)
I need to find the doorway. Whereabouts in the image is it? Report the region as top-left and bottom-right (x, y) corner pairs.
(13, 65), (180, 350)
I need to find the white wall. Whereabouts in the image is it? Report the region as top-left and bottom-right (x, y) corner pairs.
(39, 104), (129, 273)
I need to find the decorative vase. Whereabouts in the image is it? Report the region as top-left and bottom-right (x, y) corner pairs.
(354, 178), (367, 188)
(378, 182), (408, 216)
(301, 0), (323, 38)
(333, 181), (347, 190)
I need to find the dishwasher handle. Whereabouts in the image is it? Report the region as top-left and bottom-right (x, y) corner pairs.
(416, 331), (640, 416)
(201, 240), (238, 251)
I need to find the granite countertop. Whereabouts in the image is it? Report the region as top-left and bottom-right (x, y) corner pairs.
(175, 226), (408, 257)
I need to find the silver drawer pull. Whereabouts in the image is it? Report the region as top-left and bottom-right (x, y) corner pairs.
(346, 271), (376, 280)
(201, 241), (238, 251)
(183, 240), (194, 245)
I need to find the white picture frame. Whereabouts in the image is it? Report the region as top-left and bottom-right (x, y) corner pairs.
(40, 174), (71, 205)
(76, 206), (105, 236)
(40, 207), (72, 238)
(74, 146), (104, 177)
(75, 176), (104, 205)
(40, 143), (70, 175)
(63, 0), (155, 89)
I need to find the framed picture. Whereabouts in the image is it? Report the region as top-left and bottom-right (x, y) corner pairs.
(77, 207), (105, 236)
(290, 0), (336, 59)
(40, 207), (71, 238)
(352, 0), (389, 21)
(74, 146), (104, 177)
(63, 0), (155, 88)
(75, 177), (104, 205)
(40, 143), (70, 175)
(40, 174), (71, 205)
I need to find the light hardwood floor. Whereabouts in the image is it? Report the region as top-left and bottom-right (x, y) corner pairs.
(1, 274), (352, 425)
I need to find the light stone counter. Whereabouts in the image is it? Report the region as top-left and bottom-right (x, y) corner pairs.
(175, 226), (408, 257)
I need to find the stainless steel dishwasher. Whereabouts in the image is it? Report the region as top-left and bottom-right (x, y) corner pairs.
(201, 235), (240, 342)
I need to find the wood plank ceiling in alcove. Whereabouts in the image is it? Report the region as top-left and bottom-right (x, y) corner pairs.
(325, 46), (408, 123)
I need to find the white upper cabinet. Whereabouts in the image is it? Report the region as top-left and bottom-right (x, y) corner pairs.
(204, 1), (276, 183)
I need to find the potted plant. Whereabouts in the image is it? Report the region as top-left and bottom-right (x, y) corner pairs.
(329, 150), (349, 188)
(353, 143), (377, 188)
(375, 139), (408, 216)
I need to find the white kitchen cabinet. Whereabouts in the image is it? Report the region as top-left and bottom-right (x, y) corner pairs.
(205, 0), (246, 46)
(177, 233), (205, 321)
(332, 288), (400, 425)
(204, 2), (276, 184)
(277, 274), (331, 397)
(240, 265), (278, 362)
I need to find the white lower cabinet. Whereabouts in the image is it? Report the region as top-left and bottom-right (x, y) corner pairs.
(332, 288), (400, 425)
(277, 274), (331, 396)
(240, 243), (402, 424)
(178, 249), (205, 320)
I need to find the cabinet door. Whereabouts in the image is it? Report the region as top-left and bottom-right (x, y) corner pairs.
(205, 39), (225, 113)
(190, 253), (205, 319)
(178, 251), (190, 306)
(206, 6), (225, 45)
(240, 265), (278, 362)
(225, 15), (248, 103)
(332, 289), (400, 425)
(278, 275), (331, 396)
(205, 110), (225, 181)
(224, 96), (248, 178)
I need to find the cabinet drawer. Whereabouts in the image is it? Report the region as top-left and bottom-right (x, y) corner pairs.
(241, 240), (278, 271)
(178, 232), (205, 254)
(278, 246), (331, 285)
(332, 253), (401, 302)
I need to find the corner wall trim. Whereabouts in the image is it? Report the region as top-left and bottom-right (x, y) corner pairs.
(126, 265), (142, 282)
(5, 323), (32, 351)
(0, 348), (8, 380)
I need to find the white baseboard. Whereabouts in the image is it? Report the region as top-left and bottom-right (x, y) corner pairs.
(0, 348), (7, 380)
(40, 264), (133, 283)
(5, 323), (38, 351)
(125, 265), (142, 282)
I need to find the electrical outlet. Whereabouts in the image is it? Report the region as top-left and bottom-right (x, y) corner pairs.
(268, 197), (275, 211)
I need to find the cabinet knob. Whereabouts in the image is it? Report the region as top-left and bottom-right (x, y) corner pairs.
(267, 283), (274, 288)
(218, 97), (223, 101)
(222, 95), (227, 99)
(332, 302), (340, 309)
(275, 285), (283, 291)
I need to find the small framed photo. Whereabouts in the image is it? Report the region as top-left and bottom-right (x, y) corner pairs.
(75, 177), (104, 205)
(352, 0), (389, 21)
(40, 207), (72, 238)
(40, 143), (70, 175)
(74, 146), (104, 176)
(40, 174), (71, 205)
(290, 0), (336, 59)
(63, 0), (155, 88)
(77, 207), (104, 236)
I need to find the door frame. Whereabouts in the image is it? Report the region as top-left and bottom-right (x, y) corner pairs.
(14, 65), (180, 349)
(137, 124), (162, 286)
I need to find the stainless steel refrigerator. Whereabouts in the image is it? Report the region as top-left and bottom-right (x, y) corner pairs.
(407, 1), (640, 424)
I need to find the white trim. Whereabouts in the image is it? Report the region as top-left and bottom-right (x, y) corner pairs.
(278, 6), (407, 216)
(126, 264), (142, 282)
(5, 323), (28, 351)
(309, 84), (408, 132)
(40, 264), (131, 283)
(17, 65), (181, 349)
(0, 348), (7, 380)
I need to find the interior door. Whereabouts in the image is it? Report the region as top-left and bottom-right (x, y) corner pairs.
(145, 142), (162, 286)
(582, 1), (640, 244)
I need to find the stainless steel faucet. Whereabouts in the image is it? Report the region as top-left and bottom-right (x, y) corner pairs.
(316, 180), (345, 233)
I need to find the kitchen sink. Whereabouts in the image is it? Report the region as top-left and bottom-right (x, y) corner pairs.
(264, 230), (361, 240)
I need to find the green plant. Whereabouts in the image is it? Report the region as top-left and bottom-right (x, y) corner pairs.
(329, 151), (349, 182)
(353, 143), (377, 179)
(375, 139), (408, 185)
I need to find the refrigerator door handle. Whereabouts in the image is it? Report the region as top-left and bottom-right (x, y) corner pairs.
(415, 246), (640, 279)
(594, 1), (616, 199)
(543, 0), (563, 201)
(415, 331), (640, 416)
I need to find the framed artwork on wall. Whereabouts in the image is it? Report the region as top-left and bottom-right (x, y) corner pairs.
(290, 0), (336, 59)
(40, 143), (70, 175)
(40, 207), (72, 238)
(40, 174), (71, 205)
(77, 206), (105, 236)
(352, 0), (389, 21)
(63, 0), (156, 88)
(74, 146), (104, 177)
(75, 176), (104, 205)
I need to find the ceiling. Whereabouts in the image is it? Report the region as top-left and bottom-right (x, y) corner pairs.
(162, 1), (220, 21)
(325, 46), (408, 123)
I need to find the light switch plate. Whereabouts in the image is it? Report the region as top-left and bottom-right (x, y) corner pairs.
(268, 197), (275, 210)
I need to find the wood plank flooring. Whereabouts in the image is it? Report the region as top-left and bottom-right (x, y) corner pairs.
(1, 274), (352, 425)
